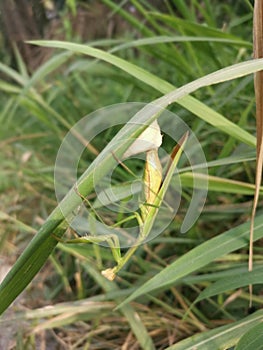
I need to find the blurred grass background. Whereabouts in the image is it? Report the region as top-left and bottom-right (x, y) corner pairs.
(1, 0), (263, 349)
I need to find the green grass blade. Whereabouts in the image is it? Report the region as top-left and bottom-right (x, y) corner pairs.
(235, 323), (263, 350)
(151, 13), (250, 43)
(165, 310), (263, 350)
(195, 265), (263, 303)
(181, 151), (256, 172)
(116, 215), (263, 308)
(0, 62), (27, 86)
(111, 36), (252, 51)
(27, 51), (73, 89)
(0, 221), (67, 315)
(28, 40), (257, 146)
(93, 166), (259, 208)
(180, 172), (263, 195)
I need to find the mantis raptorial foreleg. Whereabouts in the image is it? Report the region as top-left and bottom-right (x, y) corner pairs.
(101, 131), (188, 280)
(63, 120), (188, 281)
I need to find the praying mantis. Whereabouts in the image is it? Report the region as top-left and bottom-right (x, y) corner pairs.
(61, 121), (188, 281)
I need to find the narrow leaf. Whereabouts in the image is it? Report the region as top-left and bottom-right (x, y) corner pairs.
(116, 215), (263, 308)
(235, 322), (263, 350)
(28, 40), (257, 146)
(180, 172), (263, 195)
(165, 310), (263, 350)
(195, 265), (263, 302)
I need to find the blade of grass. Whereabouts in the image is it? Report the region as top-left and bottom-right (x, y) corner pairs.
(111, 35), (252, 52)
(235, 322), (263, 350)
(180, 151), (255, 172)
(180, 172), (263, 195)
(165, 310), (263, 350)
(28, 40), (257, 146)
(195, 265), (263, 303)
(116, 214), (263, 308)
(150, 13), (249, 42)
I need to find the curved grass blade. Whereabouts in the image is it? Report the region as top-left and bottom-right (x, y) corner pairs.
(111, 35), (252, 52)
(116, 215), (263, 309)
(28, 40), (257, 146)
(195, 265), (263, 303)
(180, 172), (263, 195)
(235, 322), (263, 350)
(165, 310), (263, 350)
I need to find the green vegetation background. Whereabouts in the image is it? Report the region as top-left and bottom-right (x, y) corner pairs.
(1, 1), (263, 349)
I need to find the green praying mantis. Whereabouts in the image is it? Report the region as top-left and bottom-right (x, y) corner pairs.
(61, 121), (188, 281)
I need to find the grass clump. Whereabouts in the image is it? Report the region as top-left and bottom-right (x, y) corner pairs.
(0, 1), (263, 349)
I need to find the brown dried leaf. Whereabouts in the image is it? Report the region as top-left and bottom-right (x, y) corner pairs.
(250, 0), (263, 304)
